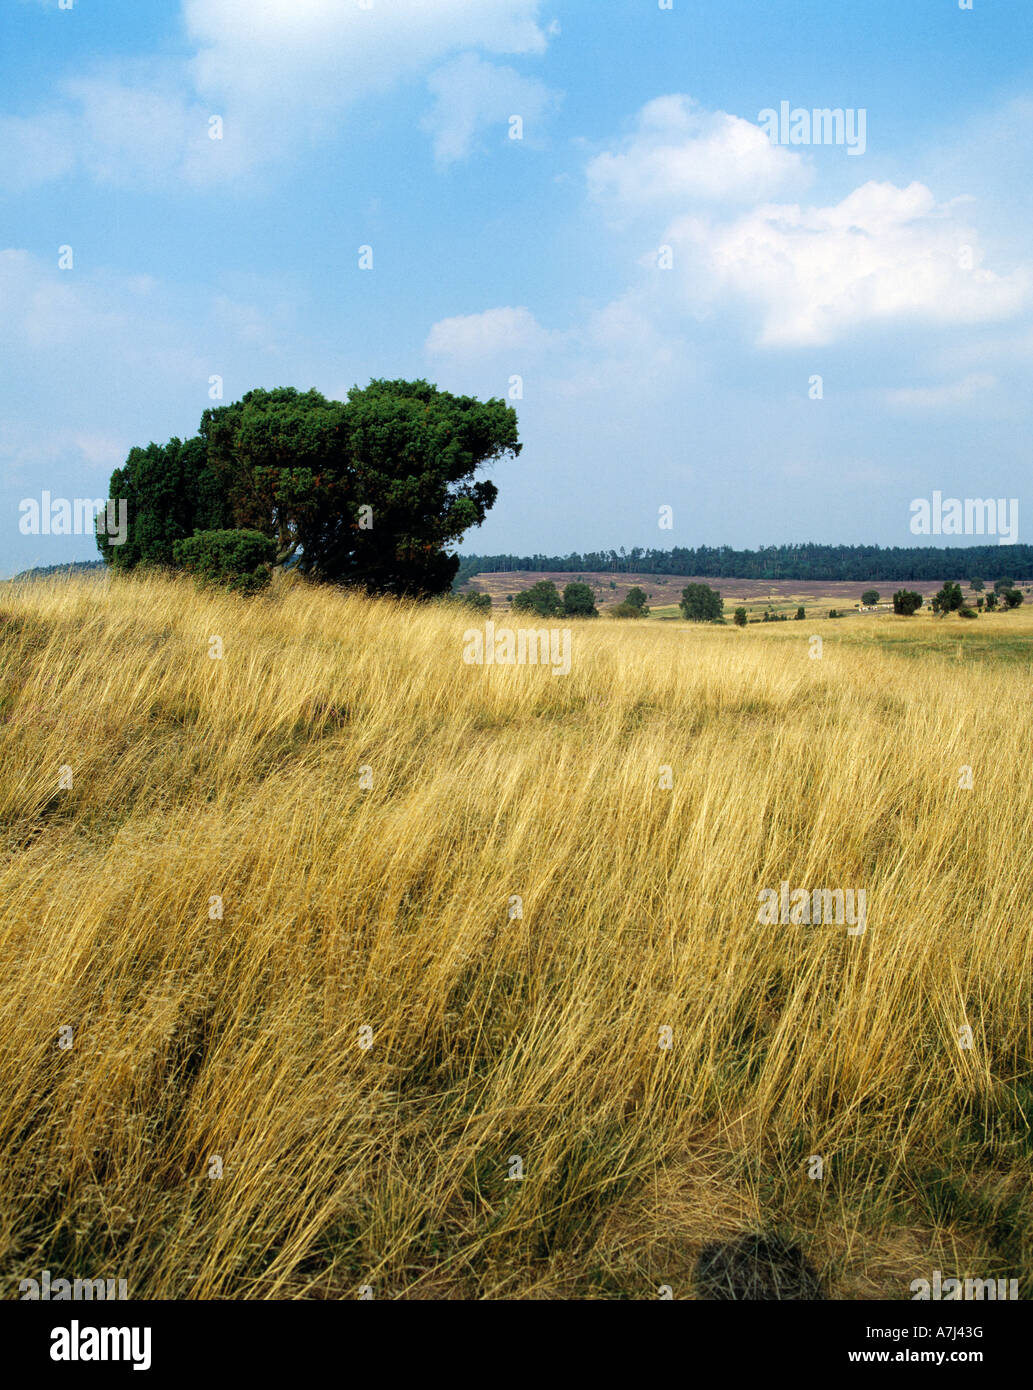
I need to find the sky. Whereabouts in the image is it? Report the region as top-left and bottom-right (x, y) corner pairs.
(2, 0), (1032, 575)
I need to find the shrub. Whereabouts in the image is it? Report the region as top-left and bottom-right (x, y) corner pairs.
(828, 609), (839, 619)
(1003, 588), (1024, 609)
(172, 529), (276, 594)
(512, 580), (562, 617)
(795, 606), (805, 620)
(561, 581), (598, 617)
(680, 584), (723, 623)
(931, 581), (964, 615)
(892, 590), (923, 616)
(733, 607), (747, 627)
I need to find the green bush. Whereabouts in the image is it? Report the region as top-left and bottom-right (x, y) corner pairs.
(172, 529), (276, 594)
(892, 589), (923, 615)
(680, 583), (723, 623)
(562, 581), (598, 617)
(512, 580), (562, 617)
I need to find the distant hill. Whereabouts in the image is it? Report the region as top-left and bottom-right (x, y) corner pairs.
(7, 560), (108, 583)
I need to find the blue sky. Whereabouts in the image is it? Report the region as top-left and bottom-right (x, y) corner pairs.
(3, 0), (1032, 575)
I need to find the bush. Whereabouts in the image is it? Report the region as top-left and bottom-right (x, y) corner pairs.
(446, 590), (491, 613)
(1003, 588), (1024, 609)
(828, 609), (839, 619)
(561, 582), (598, 617)
(959, 606), (978, 618)
(512, 580), (562, 618)
(733, 607), (747, 627)
(931, 581), (964, 615)
(680, 583), (724, 623)
(612, 601), (646, 618)
(795, 606), (805, 620)
(892, 589), (923, 616)
(172, 529), (276, 594)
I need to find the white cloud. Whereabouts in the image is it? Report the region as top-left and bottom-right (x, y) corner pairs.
(1, 0), (553, 188)
(421, 53), (556, 165)
(425, 305), (556, 360)
(885, 373), (998, 410)
(667, 181), (1031, 346)
(587, 94), (810, 209)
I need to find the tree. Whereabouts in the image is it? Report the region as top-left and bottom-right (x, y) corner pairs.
(931, 581), (963, 615)
(98, 435), (232, 571)
(173, 529), (277, 594)
(512, 580), (562, 617)
(985, 591), (998, 611)
(1003, 588), (1024, 609)
(625, 586), (649, 613)
(970, 577), (984, 592)
(733, 607), (747, 626)
(993, 578), (1012, 595)
(561, 581), (598, 617)
(202, 381), (520, 597)
(861, 589), (880, 607)
(794, 606), (805, 620)
(680, 583), (723, 623)
(892, 589), (923, 615)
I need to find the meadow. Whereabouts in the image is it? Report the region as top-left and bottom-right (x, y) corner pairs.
(1, 571), (1031, 1299)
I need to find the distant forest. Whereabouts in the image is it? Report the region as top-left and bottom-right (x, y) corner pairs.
(454, 544), (1033, 588)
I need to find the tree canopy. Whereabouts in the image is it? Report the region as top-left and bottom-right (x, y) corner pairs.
(100, 381), (520, 599)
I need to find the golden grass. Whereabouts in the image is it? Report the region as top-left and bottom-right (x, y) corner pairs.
(1, 571), (1031, 1299)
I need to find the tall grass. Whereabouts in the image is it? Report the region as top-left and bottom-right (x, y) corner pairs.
(1, 572), (1031, 1298)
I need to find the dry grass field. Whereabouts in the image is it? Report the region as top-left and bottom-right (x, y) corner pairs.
(2, 571), (1032, 1299)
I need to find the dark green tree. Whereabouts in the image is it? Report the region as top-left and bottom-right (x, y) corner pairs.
(794, 606), (805, 620)
(1003, 588), (1024, 609)
(985, 591), (998, 610)
(931, 581), (964, 614)
(733, 607), (747, 626)
(625, 586), (649, 613)
(861, 589), (880, 607)
(892, 590), (923, 615)
(680, 583), (723, 623)
(98, 435), (231, 570)
(512, 580), (562, 617)
(970, 577), (984, 592)
(562, 582), (598, 617)
(202, 381), (520, 597)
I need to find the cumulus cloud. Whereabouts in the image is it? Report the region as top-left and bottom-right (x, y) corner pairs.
(1, 0), (554, 188)
(587, 94), (810, 209)
(425, 305), (556, 360)
(666, 181), (1031, 346)
(421, 53), (556, 166)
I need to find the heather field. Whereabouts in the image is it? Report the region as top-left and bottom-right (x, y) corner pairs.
(2, 572), (1031, 1299)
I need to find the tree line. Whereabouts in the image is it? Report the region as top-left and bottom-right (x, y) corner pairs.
(454, 542), (1033, 589)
